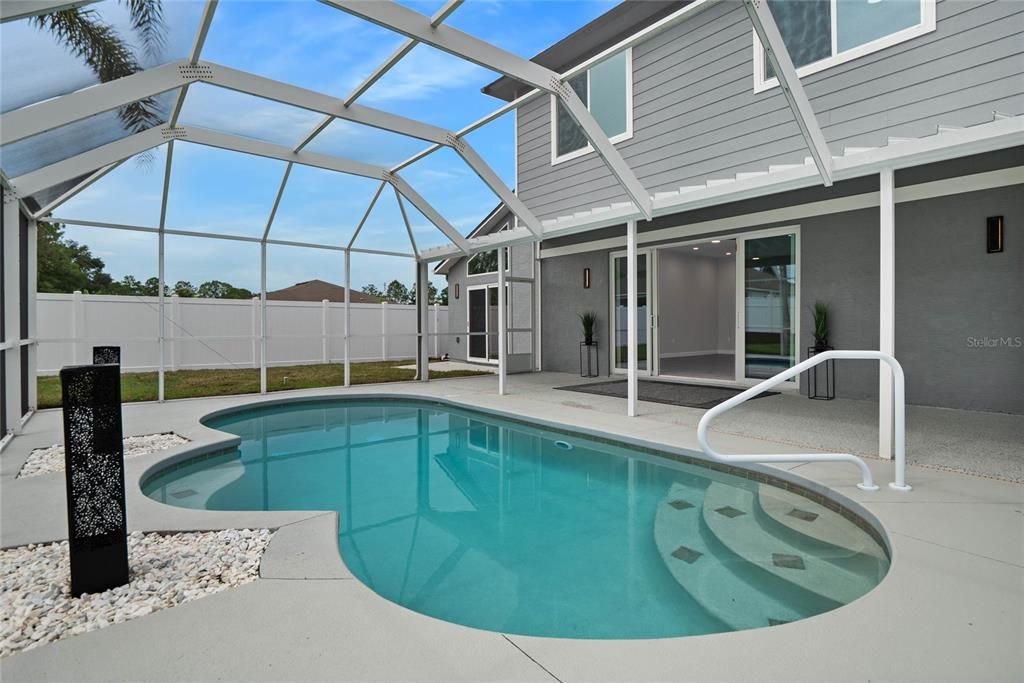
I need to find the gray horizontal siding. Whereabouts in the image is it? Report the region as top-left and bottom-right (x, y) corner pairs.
(517, 0), (1024, 221)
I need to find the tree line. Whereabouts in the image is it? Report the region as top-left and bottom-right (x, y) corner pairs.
(361, 280), (448, 305)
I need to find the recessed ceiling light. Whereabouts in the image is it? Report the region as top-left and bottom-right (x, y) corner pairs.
(711, 240), (721, 244)
(725, 252), (732, 256)
(692, 247), (699, 250)
(752, 256), (760, 261)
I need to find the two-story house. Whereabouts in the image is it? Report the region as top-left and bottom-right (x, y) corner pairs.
(438, 0), (1023, 416)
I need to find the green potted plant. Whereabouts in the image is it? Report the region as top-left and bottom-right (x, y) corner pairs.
(579, 312), (598, 346)
(812, 301), (829, 350)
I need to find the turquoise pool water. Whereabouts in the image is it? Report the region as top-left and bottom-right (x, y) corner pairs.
(143, 398), (889, 639)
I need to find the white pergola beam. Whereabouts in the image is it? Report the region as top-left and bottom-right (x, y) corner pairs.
(388, 173), (470, 255)
(0, 0), (97, 22)
(11, 125), (390, 197)
(454, 141), (541, 236)
(0, 61), (189, 146)
(743, 0), (833, 186)
(324, 0), (652, 218)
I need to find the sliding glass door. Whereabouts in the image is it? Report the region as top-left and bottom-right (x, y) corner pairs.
(740, 233), (797, 380)
(611, 251), (652, 374)
(468, 285), (500, 363)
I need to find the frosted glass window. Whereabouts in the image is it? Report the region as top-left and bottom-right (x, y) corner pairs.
(590, 51), (628, 139)
(837, 0), (922, 52)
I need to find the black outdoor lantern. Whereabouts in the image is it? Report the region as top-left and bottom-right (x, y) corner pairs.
(987, 216), (1004, 253)
(60, 363), (129, 597)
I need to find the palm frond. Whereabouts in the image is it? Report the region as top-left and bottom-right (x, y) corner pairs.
(31, 8), (165, 137)
(119, 0), (166, 61)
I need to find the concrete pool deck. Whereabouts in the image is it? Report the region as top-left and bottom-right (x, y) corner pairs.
(1, 373), (1022, 681)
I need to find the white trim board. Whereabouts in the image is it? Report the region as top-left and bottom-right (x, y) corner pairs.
(539, 166), (1024, 260)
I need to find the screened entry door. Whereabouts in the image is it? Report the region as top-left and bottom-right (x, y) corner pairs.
(611, 251), (653, 374)
(739, 232), (798, 381)
(468, 285), (499, 362)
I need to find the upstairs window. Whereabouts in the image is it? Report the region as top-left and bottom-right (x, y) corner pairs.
(754, 0), (935, 92)
(551, 49), (633, 164)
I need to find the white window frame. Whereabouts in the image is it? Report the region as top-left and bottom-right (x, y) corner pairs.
(466, 222), (511, 278)
(550, 47), (634, 166)
(752, 0), (936, 94)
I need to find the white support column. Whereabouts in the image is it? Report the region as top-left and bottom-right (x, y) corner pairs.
(26, 217), (37, 411)
(259, 242), (268, 394)
(432, 303), (439, 358)
(381, 301), (389, 361)
(879, 169), (895, 459)
(2, 195), (23, 434)
(416, 261), (429, 382)
(497, 245), (507, 396)
(157, 230), (165, 402)
(321, 298), (330, 364)
(344, 249), (351, 387)
(626, 220), (638, 417)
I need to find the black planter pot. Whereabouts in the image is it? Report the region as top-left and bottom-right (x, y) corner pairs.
(583, 336), (594, 346)
(814, 339), (829, 351)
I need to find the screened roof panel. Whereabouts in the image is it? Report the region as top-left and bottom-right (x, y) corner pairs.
(0, 0), (203, 114)
(163, 142), (288, 238)
(57, 147), (170, 227)
(302, 118), (426, 168)
(269, 165), (386, 245)
(400, 146), (503, 245)
(350, 186), (421, 253)
(164, 233), (259, 296)
(359, 43), (503, 130)
(199, 0), (406, 96)
(0, 91), (173, 178)
(176, 83), (325, 147)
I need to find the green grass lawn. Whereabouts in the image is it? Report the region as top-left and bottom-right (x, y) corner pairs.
(36, 359), (490, 409)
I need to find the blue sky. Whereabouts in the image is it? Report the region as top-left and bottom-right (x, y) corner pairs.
(1, 0), (616, 292)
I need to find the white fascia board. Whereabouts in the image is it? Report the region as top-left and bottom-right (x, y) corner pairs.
(205, 62), (451, 145)
(0, 0), (97, 22)
(742, 0), (833, 186)
(388, 173), (471, 254)
(325, 0), (651, 218)
(455, 142), (542, 236)
(0, 61), (190, 146)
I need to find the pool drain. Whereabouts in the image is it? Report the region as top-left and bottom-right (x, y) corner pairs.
(554, 440), (573, 450)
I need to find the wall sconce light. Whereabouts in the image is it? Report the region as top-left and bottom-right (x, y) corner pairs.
(987, 216), (1004, 253)
(583, 267), (591, 289)
(454, 283), (460, 299)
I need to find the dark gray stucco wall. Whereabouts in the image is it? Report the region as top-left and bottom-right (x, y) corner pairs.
(895, 185), (1023, 413)
(799, 207), (880, 399)
(541, 250), (612, 375)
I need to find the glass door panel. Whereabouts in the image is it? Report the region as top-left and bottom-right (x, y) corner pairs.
(487, 286), (499, 360)
(743, 234), (796, 379)
(468, 288), (487, 360)
(613, 253), (649, 372)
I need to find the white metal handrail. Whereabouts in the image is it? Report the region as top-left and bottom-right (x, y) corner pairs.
(697, 350), (911, 492)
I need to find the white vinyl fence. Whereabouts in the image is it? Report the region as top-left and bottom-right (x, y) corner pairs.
(36, 292), (450, 374)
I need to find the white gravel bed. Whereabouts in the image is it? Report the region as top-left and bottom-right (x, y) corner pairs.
(17, 432), (189, 479)
(0, 528), (271, 658)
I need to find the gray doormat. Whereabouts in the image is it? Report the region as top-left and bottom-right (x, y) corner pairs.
(554, 379), (778, 409)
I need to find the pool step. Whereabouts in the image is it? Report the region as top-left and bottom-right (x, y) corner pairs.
(754, 484), (888, 565)
(701, 483), (883, 606)
(653, 481), (807, 631)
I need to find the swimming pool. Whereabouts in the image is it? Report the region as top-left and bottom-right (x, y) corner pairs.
(143, 397), (889, 639)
